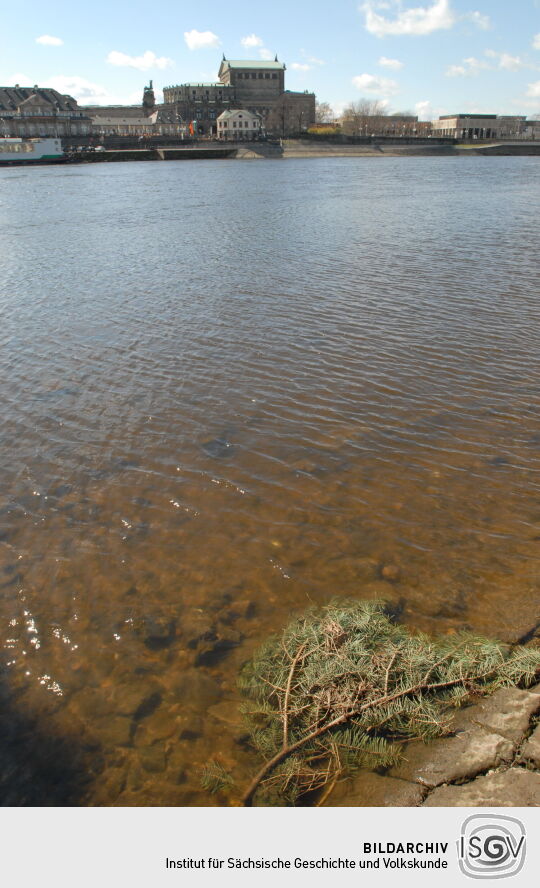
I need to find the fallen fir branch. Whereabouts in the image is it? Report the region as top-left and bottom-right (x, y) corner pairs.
(234, 599), (540, 806)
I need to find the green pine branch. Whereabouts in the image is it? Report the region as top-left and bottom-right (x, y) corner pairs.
(235, 599), (540, 806)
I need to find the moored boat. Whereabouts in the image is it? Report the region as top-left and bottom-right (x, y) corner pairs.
(0, 137), (64, 165)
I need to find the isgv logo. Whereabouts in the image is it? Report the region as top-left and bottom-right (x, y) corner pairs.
(458, 814), (526, 879)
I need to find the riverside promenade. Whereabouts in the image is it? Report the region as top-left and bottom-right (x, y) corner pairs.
(60, 137), (540, 166)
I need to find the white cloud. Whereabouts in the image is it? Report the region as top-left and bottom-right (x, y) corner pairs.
(42, 77), (144, 105)
(378, 56), (403, 69)
(107, 50), (173, 71)
(241, 34), (263, 48)
(362, 1), (489, 37)
(498, 53), (524, 71)
(484, 50), (532, 71)
(7, 72), (34, 86)
(534, 33), (540, 50)
(446, 64), (467, 76)
(291, 62), (311, 71)
(36, 35), (63, 46)
(415, 100), (434, 118)
(259, 48), (274, 60)
(184, 29), (220, 50)
(514, 97), (540, 110)
(526, 80), (540, 97)
(300, 50), (325, 65)
(352, 73), (400, 95)
(362, 0), (455, 37)
(331, 100), (350, 118)
(465, 11), (490, 30)
(41, 76), (109, 103)
(446, 56), (488, 76)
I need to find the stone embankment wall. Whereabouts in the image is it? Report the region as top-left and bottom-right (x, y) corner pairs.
(282, 139), (540, 158)
(328, 685), (540, 807)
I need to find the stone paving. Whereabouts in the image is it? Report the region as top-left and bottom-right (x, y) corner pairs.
(328, 685), (540, 807)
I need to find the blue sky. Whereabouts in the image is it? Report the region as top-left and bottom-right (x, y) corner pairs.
(1, 0), (539, 118)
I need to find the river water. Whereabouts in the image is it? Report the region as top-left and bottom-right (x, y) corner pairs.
(0, 156), (539, 805)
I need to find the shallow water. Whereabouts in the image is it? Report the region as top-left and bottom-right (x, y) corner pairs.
(0, 156), (539, 805)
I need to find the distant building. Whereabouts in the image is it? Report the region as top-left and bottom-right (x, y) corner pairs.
(217, 109), (262, 140)
(0, 86), (91, 137)
(431, 114), (533, 139)
(161, 82), (234, 136)
(88, 107), (185, 137)
(163, 55), (315, 136)
(523, 119), (540, 139)
(142, 80), (156, 115)
(217, 58), (285, 109)
(84, 83), (185, 137)
(266, 91), (316, 136)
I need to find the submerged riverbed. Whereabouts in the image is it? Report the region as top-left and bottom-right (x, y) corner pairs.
(0, 156), (539, 805)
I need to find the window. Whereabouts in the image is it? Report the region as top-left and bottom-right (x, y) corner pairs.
(265, 73), (270, 79)
(251, 73), (256, 79)
(237, 73), (242, 79)
(272, 74), (277, 79)
(233, 121), (236, 128)
(258, 73), (263, 79)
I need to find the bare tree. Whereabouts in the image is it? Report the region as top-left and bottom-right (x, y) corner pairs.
(315, 101), (334, 124)
(340, 99), (388, 136)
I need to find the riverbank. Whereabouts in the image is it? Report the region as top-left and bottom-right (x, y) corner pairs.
(281, 139), (540, 158)
(81, 139), (540, 163)
(2, 138), (538, 167)
(327, 684), (540, 806)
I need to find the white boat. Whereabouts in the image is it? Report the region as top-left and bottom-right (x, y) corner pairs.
(0, 137), (64, 164)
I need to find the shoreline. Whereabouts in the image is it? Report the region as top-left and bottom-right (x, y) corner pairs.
(281, 139), (540, 159)
(1, 138), (539, 168)
(327, 684), (540, 807)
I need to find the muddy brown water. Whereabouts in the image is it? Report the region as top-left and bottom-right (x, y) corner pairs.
(0, 156), (539, 805)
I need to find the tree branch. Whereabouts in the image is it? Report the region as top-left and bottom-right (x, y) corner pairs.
(241, 662), (503, 806)
(282, 644), (306, 750)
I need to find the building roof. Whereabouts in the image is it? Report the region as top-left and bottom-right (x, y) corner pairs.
(91, 115), (152, 125)
(153, 107), (183, 123)
(0, 86), (80, 114)
(438, 113), (497, 120)
(182, 82), (231, 88)
(82, 105), (144, 118)
(220, 59), (285, 70)
(217, 109), (261, 121)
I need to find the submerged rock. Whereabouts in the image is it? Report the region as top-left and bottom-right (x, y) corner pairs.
(109, 681), (163, 718)
(380, 564), (401, 582)
(195, 626), (243, 666)
(139, 742), (167, 774)
(96, 716), (133, 748)
(201, 438), (235, 459)
(172, 669), (222, 708)
(327, 772), (425, 807)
